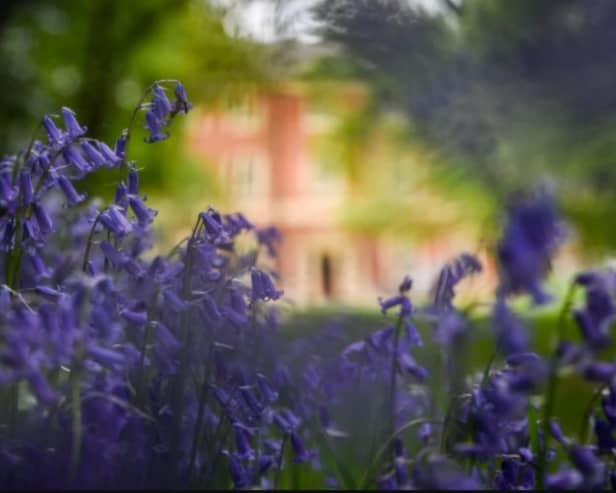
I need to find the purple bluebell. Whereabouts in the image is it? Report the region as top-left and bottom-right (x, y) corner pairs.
(97, 141), (122, 167)
(0, 172), (16, 204)
(120, 309), (147, 325)
(31, 202), (53, 235)
(492, 299), (530, 356)
(100, 206), (132, 237)
(114, 132), (128, 160)
(256, 226), (282, 257)
(582, 361), (615, 382)
(61, 107), (87, 139)
(19, 170), (34, 205)
(128, 196), (157, 226)
(81, 141), (107, 168)
(250, 268), (283, 302)
(496, 190), (567, 304)
(573, 271), (615, 349)
(127, 169), (139, 195)
(99, 240), (125, 267)
(173, 82), (192, 114)
(63, 146), (91, 174)
(152, 84), (173, 120)
(144, 111), (168, 143)
(42, 115), (64, 146)
(57, 175), (86, 206)
(432, 253), (482, 312)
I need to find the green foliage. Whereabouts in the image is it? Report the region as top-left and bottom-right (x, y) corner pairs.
(0, 0), (268, 201)
(311, 0), (616, 251)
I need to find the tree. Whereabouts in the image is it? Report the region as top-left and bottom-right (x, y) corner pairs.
(311, 0), (616, 252)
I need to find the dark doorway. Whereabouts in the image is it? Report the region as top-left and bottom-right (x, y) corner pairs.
(320, 253), (333, 299)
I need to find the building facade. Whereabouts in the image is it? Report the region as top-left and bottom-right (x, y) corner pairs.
(189, 82), (493, 306)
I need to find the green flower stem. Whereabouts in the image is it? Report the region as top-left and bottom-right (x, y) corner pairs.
(537, 281), (578, 488)
(274, 433), (289, 490)
(388, 312), (405, 443)
(168, 215), (202, 483)
(359, 417), (442, 489)
(578, 384), (608, 444)
(121, 78), (180, 167)
(136, 288), (160, 408)
(81, 211), (104, 272)
(187, 343), (214, 483)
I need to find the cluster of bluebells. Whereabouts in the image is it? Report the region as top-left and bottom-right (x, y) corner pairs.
(2, 80), (616, 491)
(0, 81), (314, 489)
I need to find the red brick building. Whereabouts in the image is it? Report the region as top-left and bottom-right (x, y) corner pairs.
(189, 82), (493, 305)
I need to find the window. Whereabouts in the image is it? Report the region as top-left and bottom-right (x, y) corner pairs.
(226, 153), (268, 198)
(312, 161), (343, 195)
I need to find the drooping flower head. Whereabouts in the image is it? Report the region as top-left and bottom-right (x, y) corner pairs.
(496, 188), (567, 304)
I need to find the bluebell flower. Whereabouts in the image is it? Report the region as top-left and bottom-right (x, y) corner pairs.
(290, 431), (311, 464)
(379, 294), (412, 317)
(34, 286), (63, 301)
(114, 183), (128, 208)
(144, 111), (168, 143)
(0, 172), (16, 205)
(492, 299), (530, 356)
(233, 423), (254, 460)
(432, 253), (482, 312)
(152, 84), (173, 120)
(61, 107), (87, 139)
(42, 115), (65, 146)
(569, 445), (605, 488)
(256, 226), (282, 257)
(120, 309), (147, 325)
(97, 141), (122, 167)
(546, 469), (583, 489)
(593, 418), (615, 453)
(602, 382), (616, 425)
(128, 196), (157, 226)
(162, 289), (185, 314)
(114, 132), (128, 160)
(201, 208), (230, 245)
(496, 190), (566, 304)
(62, 145), (91, 174)
(229, 454), (250, 488)
(19, 170), (34, 205)
(100, 240), (125, 267)
(57, 176), (86, 206)
(31, 202), (53, 235)
(100, 206), (132, 237)
(173, 82), (192, 114)
(582, 361), (616, 382)
(573, 270), (615, 349)
(250, 268), (283, 302)
(127, 169), (139, 195)
(81, 141), (107, 168)
(257, 373), (278, 404)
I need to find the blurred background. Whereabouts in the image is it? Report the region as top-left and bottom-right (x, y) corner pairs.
(2, 0), (615, 306)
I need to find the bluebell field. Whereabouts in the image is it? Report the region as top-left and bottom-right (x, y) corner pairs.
(1, 80), (616, 490)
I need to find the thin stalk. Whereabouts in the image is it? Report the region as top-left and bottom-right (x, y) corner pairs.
(253, 426), (262, 487)
(136, 288), (160, 408)
(81, 211), (104, 272)
(187, 343), (214, 482)
(202, 385), (240, 488)
(168, 216), (202, 484)
(537, 281), (577, 488)
(388, 313), (405, 445)
(12, 121), (41, 182)
(273, 433), (289, 489)
(121, 79), (180, 166)
(358, 417), (441, 489)
(67, 289), (88, 487)
(578, 384), (608, 444)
